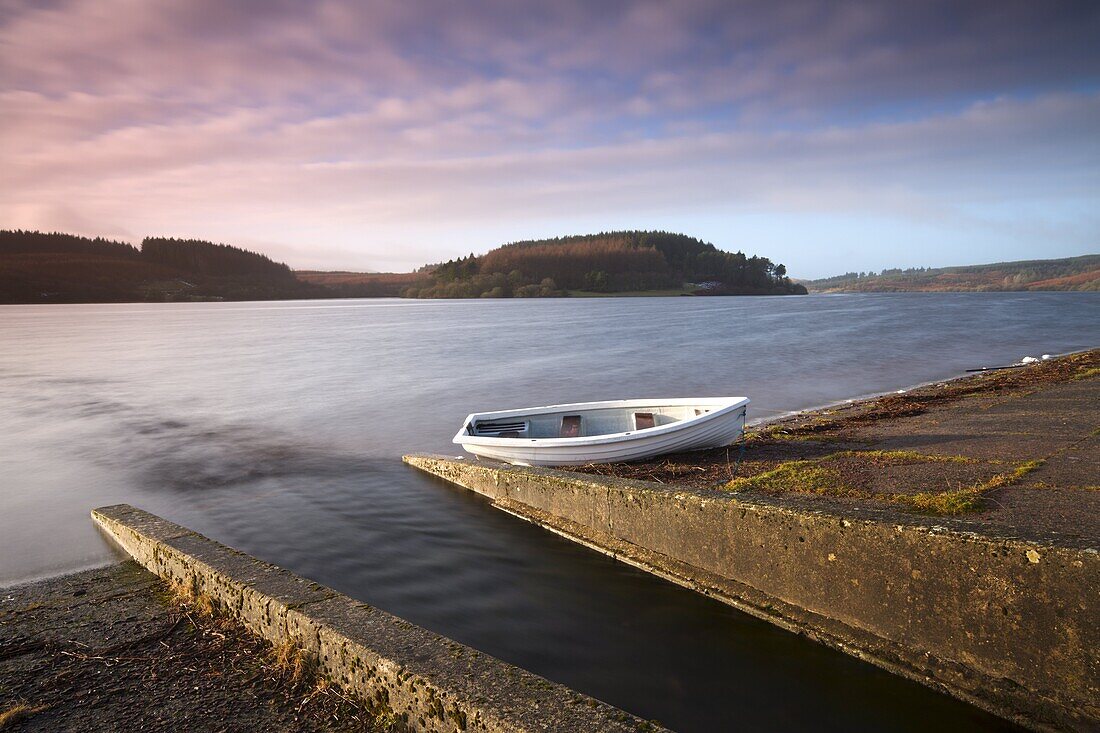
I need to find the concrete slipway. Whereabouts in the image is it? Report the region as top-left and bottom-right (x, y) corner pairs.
(406, 357), (1099, 732)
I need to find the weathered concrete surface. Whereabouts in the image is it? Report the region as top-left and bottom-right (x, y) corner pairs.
(91, 504), (666, 733)
(403, 454), (1099, 732)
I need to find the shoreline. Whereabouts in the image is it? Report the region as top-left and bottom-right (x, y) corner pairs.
(5, 289), (1099, 306)
(745, 345), (1096, 428)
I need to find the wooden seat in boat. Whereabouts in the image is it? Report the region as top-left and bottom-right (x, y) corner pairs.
(634, 412), (655, 430)
(560, 415), (582, 438)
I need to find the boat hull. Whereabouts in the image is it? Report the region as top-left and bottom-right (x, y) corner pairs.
(453, 397), (749, 466)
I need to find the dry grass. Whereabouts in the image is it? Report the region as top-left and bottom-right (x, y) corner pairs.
(162, 582), (384, 728)
(746, 424), (843, 443)
(167, 580), (325, 702)
(0, 703), (47, 730)
(270, 638), (318, 687)
(159, 578), (384, 728)
(166, 575), (215, 619)
(264, 639), (375, 724)
(755, 350), (1100, 439)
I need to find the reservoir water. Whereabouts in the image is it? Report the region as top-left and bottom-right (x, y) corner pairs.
(3, 292), (1097, 731)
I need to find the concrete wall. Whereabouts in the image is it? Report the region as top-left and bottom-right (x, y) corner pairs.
(92, 504), (667, 733)
(404, 455), (1099, 732)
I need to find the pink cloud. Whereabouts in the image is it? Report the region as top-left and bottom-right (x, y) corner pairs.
(1, 0), (1097, 273)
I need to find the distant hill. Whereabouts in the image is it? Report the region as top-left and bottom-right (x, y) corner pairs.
(404, 231), (806, 298)
(805, 255), (1100, 293)
(0, 230), (320, 303)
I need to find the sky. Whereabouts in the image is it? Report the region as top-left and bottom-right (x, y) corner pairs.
(1, 1), (1098, 277)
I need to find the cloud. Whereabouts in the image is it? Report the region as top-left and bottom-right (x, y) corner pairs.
(0, 0), (1097, 272)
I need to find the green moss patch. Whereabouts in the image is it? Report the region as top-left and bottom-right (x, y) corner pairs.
(896, 460), (1045, 514)
(725, 460), (865, 498)
(846, 449), (976, 464)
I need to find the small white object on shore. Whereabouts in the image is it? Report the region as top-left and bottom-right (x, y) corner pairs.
(1021, 356), (1040, 364)
(1042, 354), (1053, 360)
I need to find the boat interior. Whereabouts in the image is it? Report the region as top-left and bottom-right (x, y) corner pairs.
(469, 405), (716, 439)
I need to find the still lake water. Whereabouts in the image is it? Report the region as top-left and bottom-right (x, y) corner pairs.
(2, 293), (1097, 731)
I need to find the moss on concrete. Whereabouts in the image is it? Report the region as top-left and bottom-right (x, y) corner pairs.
(725, 459), (861, 497)
(852, 449), (976, 464)
(723, 450), (1014, 515)
(898, 459), (1046, 515)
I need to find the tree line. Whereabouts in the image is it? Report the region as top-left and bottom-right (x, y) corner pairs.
(141, 237), (296, 280)
(0, 230), (315, 302)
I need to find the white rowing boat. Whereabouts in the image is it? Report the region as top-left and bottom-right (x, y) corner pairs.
(453, 397), (750, 466)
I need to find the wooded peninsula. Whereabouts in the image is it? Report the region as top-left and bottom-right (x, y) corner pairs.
(0, 230), (805, 303)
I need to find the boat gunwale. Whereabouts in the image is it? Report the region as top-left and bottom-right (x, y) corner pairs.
(453, 397), (749, 449)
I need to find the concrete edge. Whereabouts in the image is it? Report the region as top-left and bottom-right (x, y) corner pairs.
(403, 454), (1099, 733)
(91, 504), (669, 733)
(402, 454), (1098, 554)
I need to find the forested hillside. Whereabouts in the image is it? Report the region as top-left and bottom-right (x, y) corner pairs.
(806, 255), (1100, 292)
(406, 231), (805, 298)
(0, 230), (319, 303)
